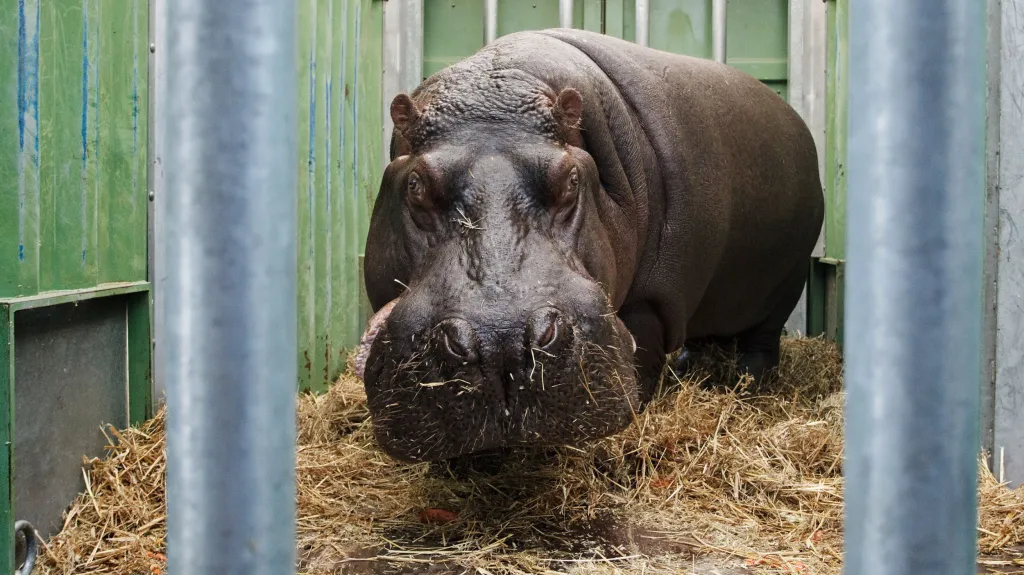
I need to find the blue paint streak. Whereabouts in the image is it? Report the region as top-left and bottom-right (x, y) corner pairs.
(17, 0), (26, 261)
(81, 6), (89, 166)
(34, 0), (39, 158)
(352, 1), (360, 201)
(326, 78), (333, 210)
(81, 0), (89, 263)
(16, 0), (40, 263)
(338, 0), (347, 211)
(308, 33), (316, 260)
(17, 0), (26, 151)
(132, 0), (139, 193)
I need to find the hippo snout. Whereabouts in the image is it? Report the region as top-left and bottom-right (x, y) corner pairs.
(357, 289), (639, 463)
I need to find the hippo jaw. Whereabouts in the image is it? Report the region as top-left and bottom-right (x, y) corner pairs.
(356, 292), (640, 463)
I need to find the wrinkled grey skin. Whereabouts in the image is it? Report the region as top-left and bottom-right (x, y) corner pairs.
(358, 29), (825, 463)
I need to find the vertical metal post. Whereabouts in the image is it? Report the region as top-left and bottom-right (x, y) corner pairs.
(711, 0), (727, 63)
(844, 1), (985, 574)
(484, 0), (498, 44)
(634, 0), (648, 47)
(161, 0), (297, 573)
(382, 0), (424, 166)
(559, 0), (574, 28)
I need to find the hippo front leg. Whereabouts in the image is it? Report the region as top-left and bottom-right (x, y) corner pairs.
(618, 301), (668, 408)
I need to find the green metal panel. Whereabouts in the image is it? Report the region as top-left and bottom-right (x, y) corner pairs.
(825, 0), (847, 261)
(296, 0), (384, 392)
(423, 0), (595, 78)
(0, 282), (151, 571)
(0, 0), (148, 300)
(422, 0), (789, 106)
(604, 0), (790, 99)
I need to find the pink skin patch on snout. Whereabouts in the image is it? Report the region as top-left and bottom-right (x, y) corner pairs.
(354, 298), (400, 381)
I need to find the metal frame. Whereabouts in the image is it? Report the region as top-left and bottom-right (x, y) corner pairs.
(0, 282), (153, 572)
(151, 0), (167, 405)
(784, 0), (828, 337)
(844, 0), (985, 572)
(988, 0), (1024, 488)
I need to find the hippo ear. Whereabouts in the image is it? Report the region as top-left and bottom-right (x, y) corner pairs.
(390, 93), (421, 133)
(553, 88), (584, 146)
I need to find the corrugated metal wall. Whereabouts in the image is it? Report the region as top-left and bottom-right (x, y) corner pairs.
(295, 0), (384, 392)
(0, 0), (149, 299)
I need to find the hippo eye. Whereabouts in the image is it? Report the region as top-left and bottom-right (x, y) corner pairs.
(568, 167), (579, 190)
(407, 172), (424, 198)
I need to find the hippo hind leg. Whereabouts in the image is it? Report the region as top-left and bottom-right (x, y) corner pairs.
(732, 261), (810, 391)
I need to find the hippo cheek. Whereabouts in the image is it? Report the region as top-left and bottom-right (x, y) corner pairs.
(354, 298), (401, 382)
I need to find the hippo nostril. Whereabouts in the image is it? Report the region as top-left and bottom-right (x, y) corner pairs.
(438, 319), (478, 364)
(530, 307), (562, 351)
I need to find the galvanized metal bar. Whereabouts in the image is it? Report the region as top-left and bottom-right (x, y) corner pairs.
(152, 0), (167, 404)
(783, 0), (828, 337)
(484, 0), (498, 44)
(981, 0), (1002, 477)
(711, 0), (727, 63)
(844, 0), (986, 573)
(559, 0), (574, 28)
(634, 0), (648, 47)
(161, 0), (297, 573)
(993, 0), (1024, 487)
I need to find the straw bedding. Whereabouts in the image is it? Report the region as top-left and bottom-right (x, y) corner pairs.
(34, 338), (1024, 574)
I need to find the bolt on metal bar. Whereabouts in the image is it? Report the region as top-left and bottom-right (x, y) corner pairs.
(711, 0), (727, 63)
(161, 0), (298, 573)
(484, 0), (498, 44)
(559, 0), (573, 28)
(634, 0), (649, 47)
(844, 1), (985, 574)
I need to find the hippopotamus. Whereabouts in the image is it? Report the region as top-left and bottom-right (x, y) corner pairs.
(356, 29), (825, 463)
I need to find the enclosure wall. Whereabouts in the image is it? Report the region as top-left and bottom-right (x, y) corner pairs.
(295, 0), (385, 392)
(0, 0), (152, 567)
(0, 0), (150, 297)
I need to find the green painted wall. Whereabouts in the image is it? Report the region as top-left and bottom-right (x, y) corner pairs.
(296, 0), (384, 392)
(0, 0), (149, 300)
(423, 0), (790, 98)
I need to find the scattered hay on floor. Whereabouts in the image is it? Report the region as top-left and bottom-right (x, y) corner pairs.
(34, 337), (1024, 575)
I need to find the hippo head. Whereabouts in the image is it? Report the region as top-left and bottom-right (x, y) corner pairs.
(358, 70), (639, 463)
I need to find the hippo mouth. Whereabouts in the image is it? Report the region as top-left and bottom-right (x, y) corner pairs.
(353, 297), (640, 462)
(354, 297), (636, 381)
